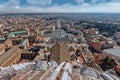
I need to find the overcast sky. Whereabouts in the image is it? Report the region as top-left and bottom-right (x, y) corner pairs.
(0, 0), (120, 13)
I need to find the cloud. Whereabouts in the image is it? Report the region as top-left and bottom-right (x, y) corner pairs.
(91, 0), (107, 3)
(0, 0), (120, 13)
(27, 0), (52, 6)
(75, 0), (84, 4)
(0, 0), (20, 10)
(19, 2), (120, 13)
(91, 0), (98, 3)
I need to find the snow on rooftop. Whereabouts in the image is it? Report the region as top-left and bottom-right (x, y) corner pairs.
(62, 63), (72, 80)
(80, 66), (100, 79)
(0, 61), (119, 80)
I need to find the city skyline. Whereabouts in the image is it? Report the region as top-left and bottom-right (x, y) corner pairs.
(0, 5), (120, 79)
(0, 0), (120, 13)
